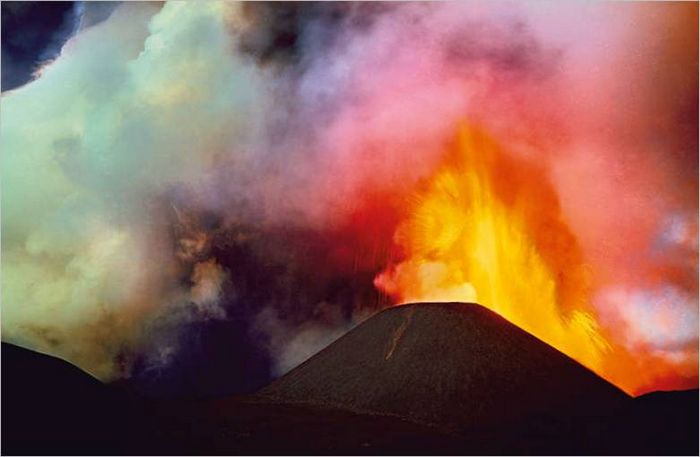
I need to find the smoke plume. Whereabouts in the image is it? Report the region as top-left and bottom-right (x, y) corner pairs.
(1, 1), (696, 396)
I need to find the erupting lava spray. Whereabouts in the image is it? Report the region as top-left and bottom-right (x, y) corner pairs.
(375, 125), (610, 375)
(375, 125), (698, 394)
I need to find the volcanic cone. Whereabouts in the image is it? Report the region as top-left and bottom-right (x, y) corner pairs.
(258, 302), (630, 430)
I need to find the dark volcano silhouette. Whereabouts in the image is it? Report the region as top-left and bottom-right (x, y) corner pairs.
(258, 302), (629, 429)
(0, 342), (170, 455)
(2, 302), (698, 455)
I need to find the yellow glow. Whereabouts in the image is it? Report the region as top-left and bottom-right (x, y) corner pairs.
(375, 125), (610, 373)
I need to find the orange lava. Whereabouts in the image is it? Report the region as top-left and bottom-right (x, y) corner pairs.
(374, 124), (693, 395)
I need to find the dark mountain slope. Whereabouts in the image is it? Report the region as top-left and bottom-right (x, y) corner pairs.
(1, 343), (162, 455)
(2, 303), (697, 455)
(608, 389), (699, 455)
(259, 302), (629, 430)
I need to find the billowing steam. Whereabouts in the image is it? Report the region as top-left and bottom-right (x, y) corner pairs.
(1, 1), (697, 396)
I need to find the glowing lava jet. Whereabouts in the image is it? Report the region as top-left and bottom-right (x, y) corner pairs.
(376, 125), (621, 388)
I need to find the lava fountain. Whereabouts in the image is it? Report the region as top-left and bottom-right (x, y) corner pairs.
(375, 125), (624, 387)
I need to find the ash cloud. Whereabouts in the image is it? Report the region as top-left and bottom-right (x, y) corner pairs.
(1, 1), (696, 396)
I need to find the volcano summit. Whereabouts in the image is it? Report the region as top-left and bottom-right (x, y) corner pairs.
(259, 302), (629, 430)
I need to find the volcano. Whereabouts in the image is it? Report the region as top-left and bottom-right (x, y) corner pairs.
(2, 303), (698, 455)
(258, 302), (629, 430)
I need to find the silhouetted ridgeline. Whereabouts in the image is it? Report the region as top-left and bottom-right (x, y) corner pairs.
(2, 303), (698, 454)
